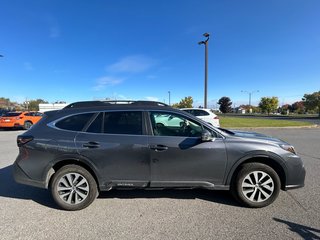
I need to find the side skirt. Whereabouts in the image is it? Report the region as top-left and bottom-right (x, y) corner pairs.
(100, 180), (229, 191)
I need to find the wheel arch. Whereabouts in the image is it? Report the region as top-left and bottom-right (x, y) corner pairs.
(46, 157), (101, 191)
(24, 120), (33, 124)
(227, 155), (287, 190)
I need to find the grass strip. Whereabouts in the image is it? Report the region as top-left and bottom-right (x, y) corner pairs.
(219, 116), (313, 128)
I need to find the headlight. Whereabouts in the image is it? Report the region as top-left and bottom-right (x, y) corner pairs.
(280, 144), (296, 155)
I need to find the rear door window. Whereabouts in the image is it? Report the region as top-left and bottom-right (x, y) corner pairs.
(85, 111), (143, 135)
(103, 111), (142, 135)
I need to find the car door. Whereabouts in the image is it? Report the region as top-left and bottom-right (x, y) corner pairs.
(148, 111), (227, 188)
(75, 111), (150, 189)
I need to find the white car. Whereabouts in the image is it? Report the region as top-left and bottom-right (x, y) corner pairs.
(181, 108), (220, 127)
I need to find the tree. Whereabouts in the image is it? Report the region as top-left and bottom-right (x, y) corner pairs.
(291, 101), (305, 114)
(302, 91), (320, 116)
(27, 99), (48, 111)
(172, 96), (193, 108)
(218, 96), (232, 113)
(0, 97), (10, 108)
(259, 97), (279, 115)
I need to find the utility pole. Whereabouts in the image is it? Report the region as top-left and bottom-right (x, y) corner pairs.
(241, 90), (259, 113)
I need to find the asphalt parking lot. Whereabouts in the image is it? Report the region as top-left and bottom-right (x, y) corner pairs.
(0, 128), (319, 240)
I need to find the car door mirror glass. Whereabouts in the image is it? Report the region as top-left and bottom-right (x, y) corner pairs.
(201, 129), (214, 142)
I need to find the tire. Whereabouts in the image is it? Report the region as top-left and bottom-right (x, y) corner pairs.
(24, 121), (33, 130)
(50, 165), (98, 211)
(231, 163), (281, 208)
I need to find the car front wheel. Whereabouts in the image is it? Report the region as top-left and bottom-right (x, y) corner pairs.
(231, 163), (281, 208)
(50, 165), (98, 211)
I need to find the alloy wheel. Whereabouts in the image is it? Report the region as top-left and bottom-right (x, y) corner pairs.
(241, 170), (274, 203)
(57, 173), (90, 205)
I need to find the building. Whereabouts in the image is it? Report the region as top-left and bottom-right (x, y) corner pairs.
(39, 103), (68, 112)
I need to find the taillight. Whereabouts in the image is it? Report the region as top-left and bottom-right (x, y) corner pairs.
(17, 135), (34, 147)
(15, 116), (23, 120)
(214, 116), (219, 119)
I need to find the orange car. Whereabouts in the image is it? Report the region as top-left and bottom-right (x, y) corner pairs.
(0, 111), (43, 130)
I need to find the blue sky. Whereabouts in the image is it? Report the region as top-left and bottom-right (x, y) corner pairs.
(0, 0), (319, 107)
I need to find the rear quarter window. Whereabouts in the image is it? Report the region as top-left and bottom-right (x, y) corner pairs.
(194, 110), (209, 116)
(55, 113), (95, 131)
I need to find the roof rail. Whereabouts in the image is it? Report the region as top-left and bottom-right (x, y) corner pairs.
(64, 101), (107, 109)
(64, 100), (168, 109)
(130, 101), (168, 106)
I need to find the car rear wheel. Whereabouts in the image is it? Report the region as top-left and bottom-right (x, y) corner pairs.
(23, 121), (33, 130)
(50, 165), (98, 211)
(231, 163), (280, 208)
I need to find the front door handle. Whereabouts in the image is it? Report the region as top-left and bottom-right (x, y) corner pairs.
(149, 144), (168, 152)
(83, 141), (100, 148)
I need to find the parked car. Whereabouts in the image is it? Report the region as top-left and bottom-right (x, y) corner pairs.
(13, 101), (305, 210)
(181, 108), (220, 127)
(0, 111), (43, 130)
(153, 113), (188, 127)
(0, 109), (10, 117)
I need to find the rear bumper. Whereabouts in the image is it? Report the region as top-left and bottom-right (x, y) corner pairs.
(13, 162), (47, 189)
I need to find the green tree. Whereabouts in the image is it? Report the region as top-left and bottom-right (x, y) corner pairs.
(259, 97), (279, 115)
(218, 96), (232, 113)
(0, 97), (10, 108)
(172, 96), (193, 108)
(302, 91), (320, 116)
(27, 99), (48, 111)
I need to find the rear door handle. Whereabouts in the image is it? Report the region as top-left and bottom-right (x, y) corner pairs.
(83, 141), (100, 148)
(149, 144), (168, 152)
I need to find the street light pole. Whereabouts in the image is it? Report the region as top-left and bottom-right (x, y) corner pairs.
(168, 91), (171, 105)
(199, 33), (210, 108)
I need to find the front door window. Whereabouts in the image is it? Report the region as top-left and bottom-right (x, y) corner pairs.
(150, 112), (202, 138)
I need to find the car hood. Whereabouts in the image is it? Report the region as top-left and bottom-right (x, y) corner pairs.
(227, 129), (287, 145)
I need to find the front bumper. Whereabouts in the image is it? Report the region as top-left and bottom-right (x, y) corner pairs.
(284, 154), (306, 191)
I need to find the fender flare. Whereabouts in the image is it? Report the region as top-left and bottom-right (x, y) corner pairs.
(44, 153), (101, 188)
(225, 150), (288, 186)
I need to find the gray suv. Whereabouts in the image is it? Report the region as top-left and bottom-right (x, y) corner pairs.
(13, 101), (305, 210)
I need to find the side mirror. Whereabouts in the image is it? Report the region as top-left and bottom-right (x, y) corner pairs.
(201, 129), (214, 142)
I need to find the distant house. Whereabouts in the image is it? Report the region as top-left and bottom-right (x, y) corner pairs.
(235, 107), (246, 114)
